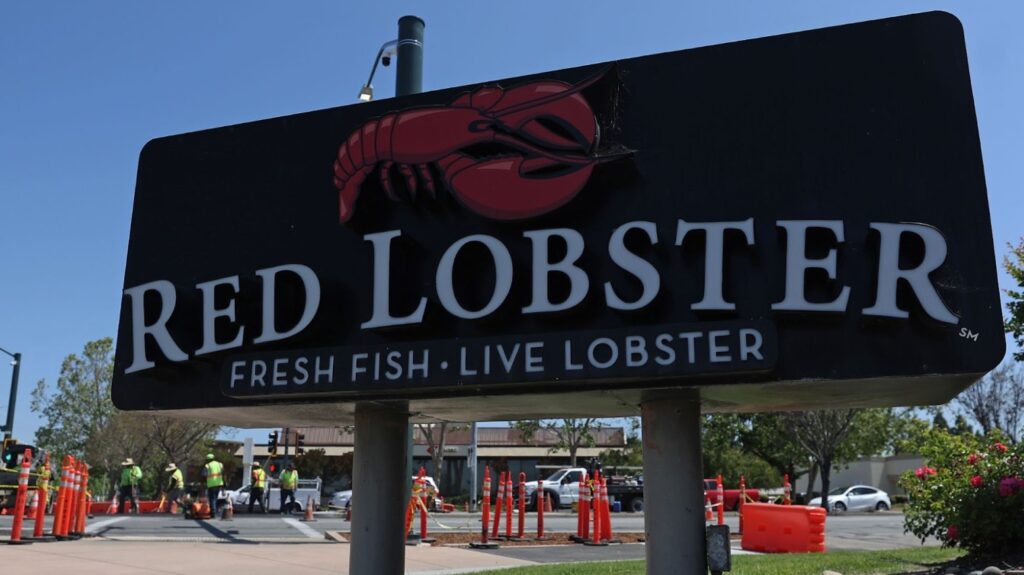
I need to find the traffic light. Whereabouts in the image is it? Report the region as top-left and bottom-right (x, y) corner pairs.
(268, 462), (278, 473)
(2, 437), (15, 467)
(268, 431), (279, 455)
(296, 432), (306, 455)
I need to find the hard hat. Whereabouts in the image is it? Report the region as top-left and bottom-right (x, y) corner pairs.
(252, 461), (261, 467)
(122, 458), (134, 466)
(206, 453), (215, 460)
(165, 463), (177, 471)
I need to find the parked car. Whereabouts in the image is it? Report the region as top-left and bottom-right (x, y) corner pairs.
(331, 476), (439, 512)
(808, 485), (891, 512)
(226, 477), (322, 512)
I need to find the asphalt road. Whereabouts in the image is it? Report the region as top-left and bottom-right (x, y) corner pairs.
(0, 510), (930, 551)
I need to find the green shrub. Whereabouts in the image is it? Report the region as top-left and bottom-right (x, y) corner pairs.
(900, 429), (1024, 555)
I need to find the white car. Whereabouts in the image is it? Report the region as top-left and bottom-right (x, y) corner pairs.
(808, 485), (891, 512)
(226, 477), (322, 512)
(331, 476), (439, 511)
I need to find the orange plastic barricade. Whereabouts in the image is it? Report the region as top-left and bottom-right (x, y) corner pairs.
(491, 471), (505, 538)
(740, 503), (827, 553)
(470, 466), (499, 549)
(8, 447), (33, 544)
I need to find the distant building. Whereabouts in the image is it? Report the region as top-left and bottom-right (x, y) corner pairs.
(235, 426), (627, 495)
(795, 454), (925, 497)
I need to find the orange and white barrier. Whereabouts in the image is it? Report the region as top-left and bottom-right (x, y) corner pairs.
(481, 466), (493, 540)
(585, 471), (606, 546)
(716, 474), (725, 526)
(8, 447), (33, 544)
(516, 472), (526, 539)
(491, 471), (505, 538)
(50, 457), (71, 537)
(740, 503), (826, 553)
(738, 475), (746, 533)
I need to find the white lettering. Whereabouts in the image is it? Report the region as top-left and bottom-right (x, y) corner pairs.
(522, 228), (590, 313)
(361, 230), (427, 329)
(123, 280), (189, 373)
(864, 223), (958, 324)
(437, 235), (513, 319)
(605, 221), (660, 310)
(253, 264), (320, 343)
(195, 275), (244, 355)
(772, 220), (851, 312)
(675, 218), (754, 311)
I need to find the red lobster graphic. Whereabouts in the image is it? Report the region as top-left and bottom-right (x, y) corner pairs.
(333, 75), (615, 223)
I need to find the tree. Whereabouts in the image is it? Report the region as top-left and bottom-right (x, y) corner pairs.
(31, 337), (221, 495)
(953, 362), (1023, 443)
(950, 414), (975, 436)
(737, 413), (811, 483)
(784, 409), (860, 510)
(1005, 238), (1024, 361)
(600, 418), (642, 469)
(932, 411), (950, 432)
(31, 338), (115, 462)
(514, 419), (604, 466)
(416, 422), (464, 492)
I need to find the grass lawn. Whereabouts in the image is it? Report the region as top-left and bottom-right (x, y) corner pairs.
(469, 547), (964, 575)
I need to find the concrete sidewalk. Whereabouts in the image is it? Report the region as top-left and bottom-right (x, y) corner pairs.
(2, 539), (537, 575)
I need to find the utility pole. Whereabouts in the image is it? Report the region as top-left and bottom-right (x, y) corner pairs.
(396, 13), (425, 505)
(349, 16), (424, 575)
(468, 422), (478, 512)
(282, 426), (290, 468)
(1, 348), (21, 441)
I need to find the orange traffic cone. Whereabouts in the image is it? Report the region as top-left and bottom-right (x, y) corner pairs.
(705, 493), (712, 521)
(301, 496), (316, 522)
(107, 494), (119, 515)
(29, 490), (39, 517)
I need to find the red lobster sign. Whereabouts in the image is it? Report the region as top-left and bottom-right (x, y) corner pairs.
(333, 75), (616, 223)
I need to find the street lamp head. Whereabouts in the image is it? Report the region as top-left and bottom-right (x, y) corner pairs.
(358, 85), (373, 102)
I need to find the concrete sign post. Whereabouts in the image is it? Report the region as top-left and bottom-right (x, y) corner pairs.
(114, 12), (1002, 574)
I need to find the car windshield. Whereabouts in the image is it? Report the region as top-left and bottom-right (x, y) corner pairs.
(828, 486), (850, 495)
(545, 470), (567, 482)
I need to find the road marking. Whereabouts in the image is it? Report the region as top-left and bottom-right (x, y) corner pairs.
(85, 516), (129, 534)
(282, 517), (320, 539)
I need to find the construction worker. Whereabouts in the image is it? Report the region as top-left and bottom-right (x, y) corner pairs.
(279, 462), (298, 514)
(119, 458), (142, 514)
(37, 458), (52, 513)
(165, 463), (184, 513)
(201, 453), (225, 517)
(249, 461), (267, 514)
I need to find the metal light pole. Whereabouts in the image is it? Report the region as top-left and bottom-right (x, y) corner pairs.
(349, 16), (424, 575)
(468, 422), (478, 512)
(0, 347), (21, 441)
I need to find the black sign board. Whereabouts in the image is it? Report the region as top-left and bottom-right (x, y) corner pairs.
(113, 12), (1003, 425)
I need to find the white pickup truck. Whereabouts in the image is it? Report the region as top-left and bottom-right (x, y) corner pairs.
(523, 467), (645, 512)
(227, 477), (322, 512)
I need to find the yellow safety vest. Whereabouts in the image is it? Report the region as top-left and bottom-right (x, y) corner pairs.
(252, 468), (266, 489)
(121, 465), (142, 487)
(170, 469), (184, 489)
(204, 460), (225, 488)
(280, 469), (298, 489)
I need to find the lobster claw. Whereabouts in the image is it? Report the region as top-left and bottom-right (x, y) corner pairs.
(440, 154), (595, 221)
(490, 82), (598, 152)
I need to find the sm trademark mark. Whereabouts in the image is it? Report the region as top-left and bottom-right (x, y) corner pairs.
(959, 328), (980, 342)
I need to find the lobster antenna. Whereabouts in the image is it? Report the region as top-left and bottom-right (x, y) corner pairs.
(491, 64), (615, 119)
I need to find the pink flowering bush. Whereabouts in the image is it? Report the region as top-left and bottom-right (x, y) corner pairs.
(901, 430), (1024, 555)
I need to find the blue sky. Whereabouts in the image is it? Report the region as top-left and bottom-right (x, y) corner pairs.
(2, 1), (1021, 443)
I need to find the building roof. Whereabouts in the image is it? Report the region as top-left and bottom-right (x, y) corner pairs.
(285, 425), (626, 448)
